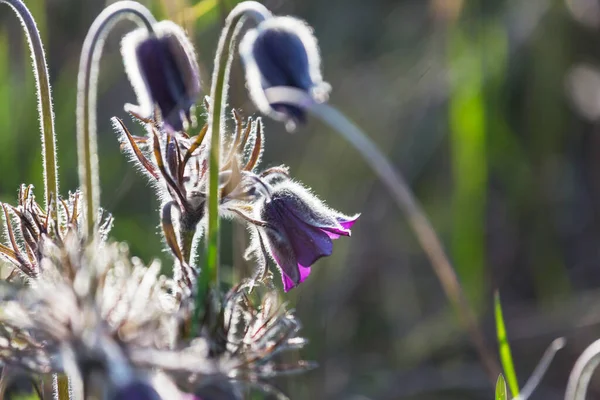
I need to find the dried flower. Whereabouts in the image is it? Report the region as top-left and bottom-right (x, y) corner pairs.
(114, 110), (266, 287)
(122, 21), (201, 133)
(0, 185), (112, 280)
(0, 236), (178, 396)
(0, 1), (367, 399)
(240, 16), (330, 130)
(250, 181), (358, 291)
(132, 279), (314, 398)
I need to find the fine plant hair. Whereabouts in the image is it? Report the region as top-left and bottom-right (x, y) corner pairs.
(77, 1), (157, 237)
(0, 1), (598, 400)
(0, 0), (58, 219)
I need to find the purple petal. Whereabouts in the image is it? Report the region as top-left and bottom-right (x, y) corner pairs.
(282, 263), (311, 292)
(285, 212), (333, 267)
(282, 273), (296, 292)
(252, 25), (313, 91)
(318, 214), (359, 239)
(268, 235), (300, 290)
(338, 214), (360, 229)
(319, 226), (350, 239)
(298, 263), (311, 283)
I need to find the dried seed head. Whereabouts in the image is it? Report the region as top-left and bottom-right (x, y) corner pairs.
(122, 21), (201, 132)
(240, 16), (330, 130)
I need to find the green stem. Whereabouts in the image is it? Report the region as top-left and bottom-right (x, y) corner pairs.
(194, 1), (270, 332)
(77, 1), (155, 237)
(1, 0), (58, 220)
(52, 374), (69, 400)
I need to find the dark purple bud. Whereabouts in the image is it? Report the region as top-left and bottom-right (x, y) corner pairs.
(122, 21), (201, 132)
(112, 381), (162, 400)
(240, 17), (330, 130)
(258, 181), (358, 291)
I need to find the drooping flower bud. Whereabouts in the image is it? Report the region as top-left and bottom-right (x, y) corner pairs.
(256, 181), (358, 291)
(121, 21), (201, 132)
(239, 17), (330, 130)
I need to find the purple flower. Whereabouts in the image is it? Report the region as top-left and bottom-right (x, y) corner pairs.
(239, 17), (330, 130)
(112, 381), (162, 400)
(256, 181), (358, 291)
(122, 21), (201, 132)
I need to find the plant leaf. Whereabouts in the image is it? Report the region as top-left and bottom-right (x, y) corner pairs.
(495, 292), (519, 397)
(495, 374), (508, 400)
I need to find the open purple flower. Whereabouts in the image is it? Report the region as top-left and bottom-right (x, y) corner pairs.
(122, 21), (201, 132)
(239, 17), (330, 130)
(256, 181), (358, 291)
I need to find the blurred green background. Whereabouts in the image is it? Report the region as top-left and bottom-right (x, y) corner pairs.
(3, 0), (600, 398)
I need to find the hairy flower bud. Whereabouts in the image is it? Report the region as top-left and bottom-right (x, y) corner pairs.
(240, 17), (330, 130)
(122, 21), (201, 132)
(257, 181), (358, 291)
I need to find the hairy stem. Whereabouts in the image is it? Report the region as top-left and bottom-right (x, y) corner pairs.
(565, 338), (600, 400)
(1, 0), (58, 220)
(52, 374), (69, 400)
(77, 1), (155, 237)
(194, 1), (271, 332)
(262, 84), (501, 380)
(311, 102), (501, 381)
(510, 338), (564, 400)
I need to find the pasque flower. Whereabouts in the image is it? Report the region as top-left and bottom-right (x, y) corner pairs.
(121, 20), (201, 132)
(239, 16), (330, 130)
(0, 0), (363, 399)
(252, 181), (358, 291)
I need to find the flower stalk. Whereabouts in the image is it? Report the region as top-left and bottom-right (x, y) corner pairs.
(195, 1), (270, 331)
(77, 1), (156, 237)
(311, 101), (501, 381)
(1, 0), (58, 221)
(259, 85), (501, 380)
(566, 338), (600, 400)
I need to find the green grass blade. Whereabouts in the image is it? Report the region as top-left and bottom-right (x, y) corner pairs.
(495, 292), (519, 397)
(495, 374), (508, 400)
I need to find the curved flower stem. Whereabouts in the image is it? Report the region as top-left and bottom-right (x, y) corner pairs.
(565, 338), (600, 400)
(264, 84), (501, 379)
(194, 1), (271, 332)
(77, 1), (156, 238)
(311, 102), (501, 381)
(1, 0), (58, 220)
(511, 338), (564, 400)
